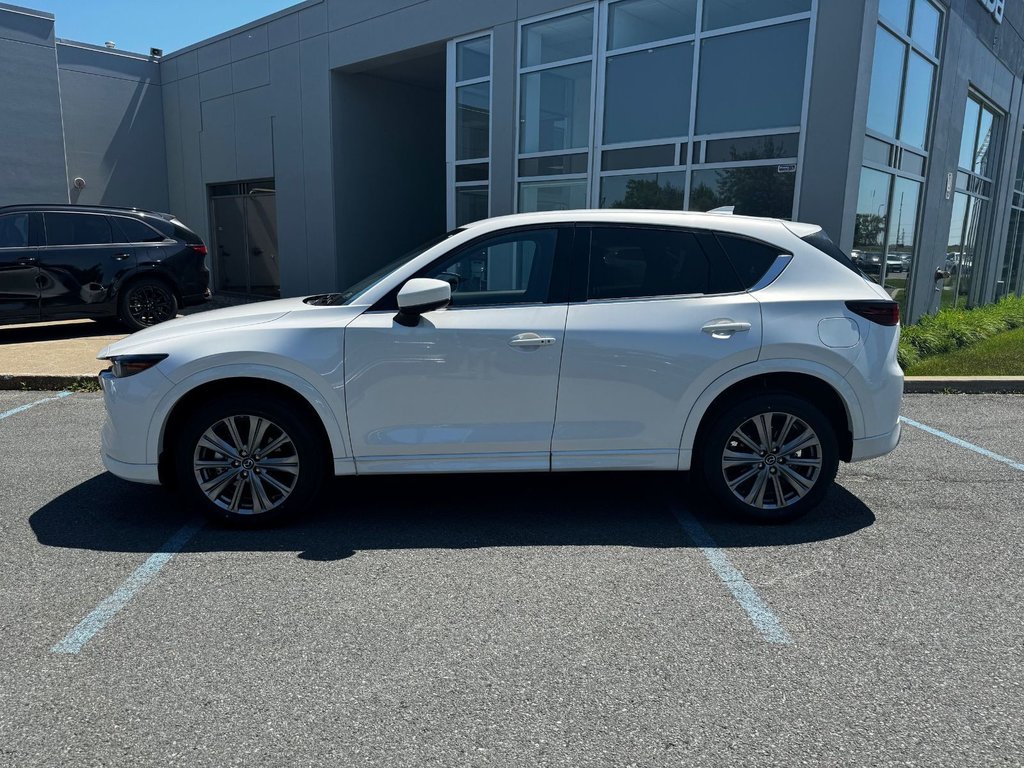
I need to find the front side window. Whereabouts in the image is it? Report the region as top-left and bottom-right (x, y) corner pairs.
(0, 214), (29, 248)
(586, 226), (739, 300)
(44, 213), (112, 246)
(424, 228), (559, 307)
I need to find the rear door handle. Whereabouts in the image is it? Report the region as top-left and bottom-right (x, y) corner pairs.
(509, 333), (557, 348)
(17, 256), (37, 265)
(701, 320), (752, 338)
(112, 253), (131, 261)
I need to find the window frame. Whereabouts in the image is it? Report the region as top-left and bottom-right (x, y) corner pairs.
(447, 31), (494, 229)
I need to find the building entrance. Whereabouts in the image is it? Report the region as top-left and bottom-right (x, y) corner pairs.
(209, 180), (280, 298)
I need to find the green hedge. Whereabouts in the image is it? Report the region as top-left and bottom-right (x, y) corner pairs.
(898, 294), (1024, 370)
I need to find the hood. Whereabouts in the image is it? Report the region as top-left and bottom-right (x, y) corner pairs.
(98, 297), (309, 358)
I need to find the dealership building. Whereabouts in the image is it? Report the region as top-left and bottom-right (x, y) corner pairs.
(1, 0), (1023, 321)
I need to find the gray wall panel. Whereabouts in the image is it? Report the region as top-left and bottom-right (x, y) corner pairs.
(199, 63), (232, 100)
(0, 5), (54, 45)
(269, 13), (299, 49)
(230, 25), (268, 61)
(197, 37), (231, 72)
(299, 35), (336, 292)
(176, 75), (208, 239)
(232, 53), (270, 92)
(200, 94), (237, 183)
(327, 0), (421, 31)
(233, 86), (274, 180)
(162, 79), (186, 214)
(176, 49), (199, 79)
(56, 43), (157, 80)
(489, 22), (516, 217)
(299, 3), (328, 39)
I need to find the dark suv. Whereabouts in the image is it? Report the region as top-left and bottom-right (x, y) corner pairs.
(0, 204), (210, 331)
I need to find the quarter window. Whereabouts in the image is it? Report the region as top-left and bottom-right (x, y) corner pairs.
(44, 213), (113, 246)
(586, 226), (740, 300)
(0, 213), (29, 248)
(714, 234), (785, 289)
(113, 217), (165, 243)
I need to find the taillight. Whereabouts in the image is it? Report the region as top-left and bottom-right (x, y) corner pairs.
(190, 244), (209, 256)
(846, 300), (900, 326)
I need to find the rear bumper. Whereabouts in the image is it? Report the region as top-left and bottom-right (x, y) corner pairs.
(850, 420), (901, 462)
(181, 287), (212, 308)
(102, 452), (161, 484)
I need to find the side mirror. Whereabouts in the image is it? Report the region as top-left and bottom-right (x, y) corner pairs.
(395, 278), (452, 327)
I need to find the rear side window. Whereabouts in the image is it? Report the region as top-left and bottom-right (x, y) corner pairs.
(44, 213), (112, 246)
(112, 216), (166, 243)
(0, 214), (29, 248)
(800, 229), (867, 277)
(587, 226), (741, 300)
(714, 234), (784, 289)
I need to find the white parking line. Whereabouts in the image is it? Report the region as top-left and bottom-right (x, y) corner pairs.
(52, 521), (203, 655)
(900, 416), (1024, 473)
(0, 392), (72, 421)
(674, 509), (793, 646)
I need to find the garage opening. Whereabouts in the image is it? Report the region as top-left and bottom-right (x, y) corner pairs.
(332, 45), (447, 289)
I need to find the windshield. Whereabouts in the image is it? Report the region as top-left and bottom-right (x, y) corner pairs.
(328, 229), (465, 306)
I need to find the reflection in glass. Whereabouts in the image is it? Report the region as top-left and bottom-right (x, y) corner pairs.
(603, 44), (692, 144)
(945, 192), (986, 309)
(958, 99), (980, 170)
(600, 172), (687, 209)
(885, 177), (921, 314)
(911, 0), (941, 56)
(519, 179), (588, 212)
(852, 167), (891, 280)
(456, 82), (490, 160)
(1000, 209), (1024, 298)
(975, 106), (994, 177)
(689, 166), (796, 218)
(519, 63), (592, 153)
(521, 11), (594, 67)
(456, 188), (489, 227)
(602, 144), (675, 171)
(608, 0), (697, 48)
(879, 0), (911, 33)
(695, 21), (808, 134)
(705, 133), (798, 164)
(519, 153), (588, 177)
(456, 37), (490, 81)
(866, 27), (904, 139)
(702, 0), (810, 31)
(899, 53), (934, 150)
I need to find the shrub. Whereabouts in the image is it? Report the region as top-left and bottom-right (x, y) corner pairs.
(898, 294), (1024, 371)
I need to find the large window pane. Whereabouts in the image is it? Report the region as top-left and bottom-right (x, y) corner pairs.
(519, 179), (588, 212)
(975, 106), (995, 177)
(958, 99), (980, 170)
(1015, 132), (1024, 192)
(695, 21), (808, 134)
(899, 52), (934, 150)
(600, 172), (687, 209)
(852, 167), (891, 276)
(608, 0), (697, 49)
(0, 214), (28, 248)
(456, 37), (490, 81)
(705, 133), (799, 163)
(866, 27), (905, 139)
(44, 213), (112, 246)
(1000, 208), (1024, 297)
(602, 144), (676, 171)
(603, 43), (692, 144)
(456, 82), (490, 160)
(702, 0), (810, 31)
(879, 0), (911, 33)
(689, 166), (796, 218)
(911, 0), (941, 56)
(455, 188), (489, 227)
(885, 177), (921, 312)
(521, 11), (594, 67)
(519, 63), (592, 153)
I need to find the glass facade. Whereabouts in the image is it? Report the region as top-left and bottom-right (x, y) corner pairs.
(510, 0), (812, 218)
(449, 34), (492, 227)
(854, 0), (941, 318)
(1000, 133), (1024, 299)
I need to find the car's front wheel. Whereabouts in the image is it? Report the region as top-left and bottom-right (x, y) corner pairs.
(173, 395), (326, 525)
(700, 394), (839, 523)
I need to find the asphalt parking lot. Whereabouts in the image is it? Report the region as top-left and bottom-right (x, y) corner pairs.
(1, 392), (1021, 767)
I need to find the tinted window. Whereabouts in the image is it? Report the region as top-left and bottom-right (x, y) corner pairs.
(424, 228), (559, 307)
(0, 214), (29, 248)
(800, 230), (867, 278)
(714, 234), (786, 288)
(44, 213), (112, 246)
(587, 226), (740, 300)
(113, 216), (165, 243)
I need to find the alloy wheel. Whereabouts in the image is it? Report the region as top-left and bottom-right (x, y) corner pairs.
(127, 284), (174, 326)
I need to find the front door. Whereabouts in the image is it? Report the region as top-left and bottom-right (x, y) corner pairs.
(0, 211), (39, 322)
(344, 226), (572, 473)
(552, 225), (763, 470)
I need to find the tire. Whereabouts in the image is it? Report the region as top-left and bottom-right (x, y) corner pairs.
(173, 394), (327, 526)
(118, 278), (178, 332)
(700, 393), (839, 524)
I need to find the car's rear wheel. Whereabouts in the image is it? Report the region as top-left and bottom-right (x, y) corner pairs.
(173, 394), (326, 525)
(119, 279), (178, 331)
(700, 394), (839, 523)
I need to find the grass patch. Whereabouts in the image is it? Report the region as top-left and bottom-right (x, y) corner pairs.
(905, 327), (1024, 376)
(898, 295), (1024, 370)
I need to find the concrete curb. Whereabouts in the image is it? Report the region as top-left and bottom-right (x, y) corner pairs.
(0, 374), (100, 392)
(2, 373), (1023, 395)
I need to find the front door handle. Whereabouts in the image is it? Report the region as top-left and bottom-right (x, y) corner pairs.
(509, 332), (557, 348)
(701, 320), (752, 338)
(112, 253), (131, 261)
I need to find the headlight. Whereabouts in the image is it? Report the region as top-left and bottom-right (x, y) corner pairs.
(106, 354), (168, 378)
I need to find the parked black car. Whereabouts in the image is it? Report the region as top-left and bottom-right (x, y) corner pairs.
(0, 204), (210, 331)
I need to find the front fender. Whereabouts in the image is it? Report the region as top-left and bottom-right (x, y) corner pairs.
(147, 360), (352, 471)
(676, 358), (865, 471)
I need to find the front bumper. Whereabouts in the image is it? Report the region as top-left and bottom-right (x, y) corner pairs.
(99, 367), (173, 484)
(102, 452), (161, 484)
(850, 420), (902, 462)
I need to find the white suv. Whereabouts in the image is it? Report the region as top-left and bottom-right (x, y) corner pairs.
(98, 211), (902, 525)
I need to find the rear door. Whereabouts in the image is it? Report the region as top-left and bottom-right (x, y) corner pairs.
(39, 212), (136, 319)
(551, 224), (763, 470)
(0, 211), (40, 322)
